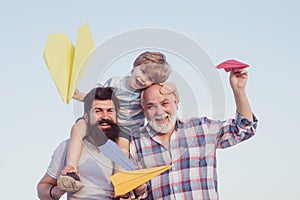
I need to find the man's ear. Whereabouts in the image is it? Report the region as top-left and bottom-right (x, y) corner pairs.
(140, 103), (145, 112)
(174, 97), (179, 110)
(84, 113), (88, 123)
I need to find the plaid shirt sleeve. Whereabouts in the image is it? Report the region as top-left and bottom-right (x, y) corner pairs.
(214, 112), (258, 149)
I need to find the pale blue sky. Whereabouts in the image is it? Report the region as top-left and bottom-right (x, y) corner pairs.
(1, 1), (299, 199)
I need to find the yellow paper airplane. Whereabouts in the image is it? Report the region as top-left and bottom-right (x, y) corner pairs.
(110, 165), (172, 196)
(44, 23), (95, 103)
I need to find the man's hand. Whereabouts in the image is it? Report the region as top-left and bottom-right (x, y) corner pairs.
(111, 192), (131, 200)
(229, 69), (253, 122)
(230, 69), (248, 91)
(133, 183), (147, 199)
(111, 183), (147, 200)
(85, 124), (108, 147)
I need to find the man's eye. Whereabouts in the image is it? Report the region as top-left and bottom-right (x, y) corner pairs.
(147, 105), (154, 110)
(162, 102), (169, 107)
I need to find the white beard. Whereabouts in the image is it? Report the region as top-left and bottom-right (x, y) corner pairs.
(148, 113), (177, 134)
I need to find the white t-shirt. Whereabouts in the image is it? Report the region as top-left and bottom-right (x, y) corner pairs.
(47, 139), (114, 200)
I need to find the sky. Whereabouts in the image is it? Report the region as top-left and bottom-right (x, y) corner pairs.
(1, 1), (300, 199)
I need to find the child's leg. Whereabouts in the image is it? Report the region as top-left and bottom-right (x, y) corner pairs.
(61, 118), (87, 174)
(114, 128), (130, 173)
(57, 118), (87, 192)
(113, 137), (130, 174)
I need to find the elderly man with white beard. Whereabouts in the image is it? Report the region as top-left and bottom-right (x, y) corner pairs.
(130, 69), (258, 200)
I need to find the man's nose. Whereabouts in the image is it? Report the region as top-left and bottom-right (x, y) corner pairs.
(155, 105), (165, 115)
(101, 112), (109, 119)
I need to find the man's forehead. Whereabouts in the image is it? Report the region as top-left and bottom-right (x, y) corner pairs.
(145, 97), (171, 105)
(92, 99), (115, 109)
(144, 86), (174, 103)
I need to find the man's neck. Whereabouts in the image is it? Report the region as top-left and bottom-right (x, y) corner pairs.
(157, 126), (175, 149)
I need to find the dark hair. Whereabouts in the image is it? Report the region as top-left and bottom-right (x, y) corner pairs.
(83, 87), (119, 114)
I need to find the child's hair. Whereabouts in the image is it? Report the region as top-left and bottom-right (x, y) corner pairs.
(133, 51), (171, 83)
(83, 87), (119, 114)
(133, 51), (168, 67)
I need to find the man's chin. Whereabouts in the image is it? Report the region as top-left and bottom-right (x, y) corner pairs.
(149, 118), (176, 134)
(150, 123), (170, 134)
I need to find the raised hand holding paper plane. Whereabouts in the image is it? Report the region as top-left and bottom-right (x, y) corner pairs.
(216, 59), (249, 72)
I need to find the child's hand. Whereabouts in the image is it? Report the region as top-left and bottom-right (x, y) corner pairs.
(73, 89), (86, 101)
(160, 82), (176, 95)
(160, 82), (179, 101)
(61, 165), (78, 175)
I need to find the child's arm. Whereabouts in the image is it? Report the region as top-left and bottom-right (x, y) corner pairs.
(111, 137), (130, 175)
(61, 119), (87, 174)
(72, 89), (87, 102)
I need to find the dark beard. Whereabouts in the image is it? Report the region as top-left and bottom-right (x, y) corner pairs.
(87, 119), (120, 143)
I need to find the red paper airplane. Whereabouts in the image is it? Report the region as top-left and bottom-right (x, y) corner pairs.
(216, 59), (249, 72)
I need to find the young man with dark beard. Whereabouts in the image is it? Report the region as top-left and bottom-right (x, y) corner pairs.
(37, 87), (145, 200)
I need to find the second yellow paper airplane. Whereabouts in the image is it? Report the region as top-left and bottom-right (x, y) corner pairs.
(44, 23), (95, 103)
(110, 165), (172, 196)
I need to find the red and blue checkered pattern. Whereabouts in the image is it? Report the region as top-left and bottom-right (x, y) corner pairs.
(130, 112), (257, 200)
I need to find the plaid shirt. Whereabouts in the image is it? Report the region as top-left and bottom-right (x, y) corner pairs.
(130, 112), (258, 200)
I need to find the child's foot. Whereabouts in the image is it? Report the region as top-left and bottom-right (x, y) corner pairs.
(57, 172), (84, 192)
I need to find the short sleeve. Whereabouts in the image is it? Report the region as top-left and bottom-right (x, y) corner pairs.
(47, 140), (68, 179)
